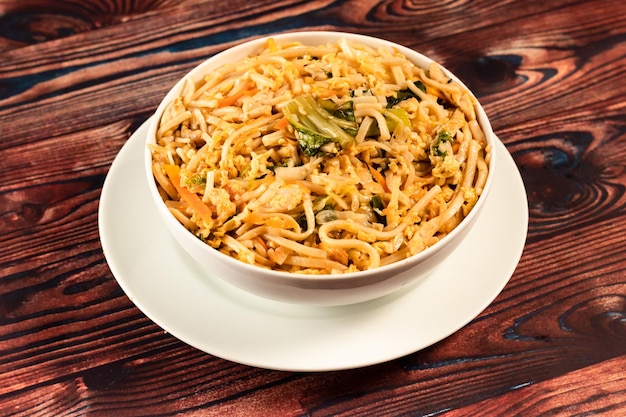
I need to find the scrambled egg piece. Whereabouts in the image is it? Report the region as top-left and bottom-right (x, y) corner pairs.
(462, 187), (479, 216)
(204, 188), (236, 225)
(263, 184), (305, 213)
(432, 154), (461, 183)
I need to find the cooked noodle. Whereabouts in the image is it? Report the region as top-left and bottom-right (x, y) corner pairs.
(150, 37), (490, 274)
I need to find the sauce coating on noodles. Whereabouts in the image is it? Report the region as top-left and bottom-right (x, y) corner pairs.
(150, 37), (490, 274)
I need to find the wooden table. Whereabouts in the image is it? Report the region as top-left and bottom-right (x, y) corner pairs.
(2, 0), (625, 415)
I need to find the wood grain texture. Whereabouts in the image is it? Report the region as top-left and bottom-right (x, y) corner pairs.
(1, 0), (625, 415)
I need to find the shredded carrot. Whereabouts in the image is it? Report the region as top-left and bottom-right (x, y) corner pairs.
(368, 164), (390, 193)
(452, 142), (460, 153)
(246, 213), (264, 224)
(275, 117), (289, 130)
(426, 85), (446, 100)
(217, 83), (258, 107)
(163, 164), (213, 225)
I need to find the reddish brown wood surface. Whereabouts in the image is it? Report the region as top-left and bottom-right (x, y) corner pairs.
(1, 0), (625, 415)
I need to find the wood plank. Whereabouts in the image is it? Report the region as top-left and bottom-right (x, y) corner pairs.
(439, 356), (626, 417)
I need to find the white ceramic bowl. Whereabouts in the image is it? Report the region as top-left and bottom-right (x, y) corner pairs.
(145, 31), (496, 306)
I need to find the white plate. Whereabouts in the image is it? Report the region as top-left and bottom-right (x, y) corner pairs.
(98, 119), (528, 372)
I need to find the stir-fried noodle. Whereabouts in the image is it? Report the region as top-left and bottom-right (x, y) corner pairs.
(150, 37), (491, 273)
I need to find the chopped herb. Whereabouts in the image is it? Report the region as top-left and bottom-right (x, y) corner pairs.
(186, 174), (206, 186)
(386, 81), (427, 108)
(295, 213), (308, 230)
(369, 195), (387, 226)
(432, 130), (454, 157)
(267, 162), (289, 173)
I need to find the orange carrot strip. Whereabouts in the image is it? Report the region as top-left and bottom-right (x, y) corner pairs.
(426, 85), (446, 100)
(217, 83), (258, 107)
(163, 164), (213, 225)
(368, 164), (390, 193)
(275, 117), (289, 130)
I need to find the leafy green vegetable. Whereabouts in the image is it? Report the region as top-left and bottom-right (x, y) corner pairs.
(311, 195), (333, 212)
(295, 213), (308, 230)
(316, 209), (338, 224)
(384, 108), (411, 132)
(283, 96), (356, 155)
(295, 127), (333, 157)
(386, 81), (427, 108)
(369, 194), (387, 226)
(364, 108), (411, 137)
(319, 99), (356, 122)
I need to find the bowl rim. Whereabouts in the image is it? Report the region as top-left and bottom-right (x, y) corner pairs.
(145, 30), (497, 282)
